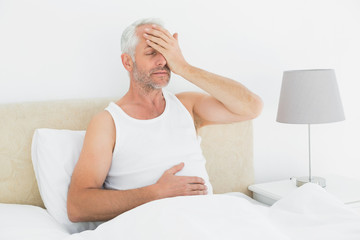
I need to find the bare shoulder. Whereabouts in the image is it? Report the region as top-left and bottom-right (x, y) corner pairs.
(175, 91), (206, 109)
(85, 110), (116, 149)
(175, 92), (208, 128)
(87, 110), (115, 132)
(175, 91), (205, 100)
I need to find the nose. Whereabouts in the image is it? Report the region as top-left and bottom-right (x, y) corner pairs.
(155, 53), (167, 67)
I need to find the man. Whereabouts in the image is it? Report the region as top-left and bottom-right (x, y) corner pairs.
(67, 18), (263, 223)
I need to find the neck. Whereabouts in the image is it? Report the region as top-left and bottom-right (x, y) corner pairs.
(127, 81), (164, 106)
(115, 76), (167, 120)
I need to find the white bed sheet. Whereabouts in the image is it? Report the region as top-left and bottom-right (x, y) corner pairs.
(65, 183), (360, 240)
(0, 203), (70, 240)
(2, 184), (360, 240)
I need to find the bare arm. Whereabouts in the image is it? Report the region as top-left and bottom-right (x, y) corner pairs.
(181, 66), (263, 122)
(67, 111), (207, 222)
(144, 25), (263, 126)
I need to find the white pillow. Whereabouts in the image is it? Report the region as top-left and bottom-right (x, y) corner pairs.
(0, 203), (70, 240)
(31, 129), (102, 234)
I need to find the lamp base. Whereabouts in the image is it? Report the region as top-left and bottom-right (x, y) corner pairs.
(296, 176), (326, 188)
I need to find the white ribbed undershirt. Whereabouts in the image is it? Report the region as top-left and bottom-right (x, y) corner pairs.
(104, 90), (213, 194)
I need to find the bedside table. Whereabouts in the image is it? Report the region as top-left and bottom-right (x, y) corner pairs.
(248, 174), (360, 212)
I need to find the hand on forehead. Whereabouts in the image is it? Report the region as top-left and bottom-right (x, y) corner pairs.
(138, 24), (172, 43)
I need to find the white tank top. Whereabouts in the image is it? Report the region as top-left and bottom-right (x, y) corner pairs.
(104, 90), (213, 194)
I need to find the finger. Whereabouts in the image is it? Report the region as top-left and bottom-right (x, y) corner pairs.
(146, 39), (165, 53)
(188, 183), (207, 191)
(151, 24), (173, 40)
(166, 162), (184, 175)
(188, 190), (208, 196)
(173, 33), (178, 41)
(144, 33), (168, 49)
(186, 176), (205, 184)
(145, 27), (171, 42)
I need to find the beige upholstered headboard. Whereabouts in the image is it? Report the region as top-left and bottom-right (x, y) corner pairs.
(0, 98), (254, 208)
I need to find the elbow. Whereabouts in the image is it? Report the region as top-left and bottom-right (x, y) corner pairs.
(67, 191), (83, 223)
(67, 204), (80, 223)
(251, 97), (264, 119)
(242, 96), (263, 120)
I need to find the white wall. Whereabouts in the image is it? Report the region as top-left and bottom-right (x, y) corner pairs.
(1, 0), (359, 183)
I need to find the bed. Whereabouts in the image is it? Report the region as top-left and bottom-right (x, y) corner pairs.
(1, 98), (359, 240)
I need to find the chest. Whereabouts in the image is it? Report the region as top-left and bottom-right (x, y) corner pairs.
(119, 103), (166, 120)
(112, 113), (200, 170)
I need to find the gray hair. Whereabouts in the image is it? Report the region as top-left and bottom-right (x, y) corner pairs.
(121, 18), (164, 61)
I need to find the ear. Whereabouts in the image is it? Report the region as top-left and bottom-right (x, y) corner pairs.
(121, 53), (134, 72)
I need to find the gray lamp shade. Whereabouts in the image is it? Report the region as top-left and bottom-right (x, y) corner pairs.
(276, 69), (345, 124)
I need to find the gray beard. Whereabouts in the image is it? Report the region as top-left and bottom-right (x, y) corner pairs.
(133, 63), (171, 91)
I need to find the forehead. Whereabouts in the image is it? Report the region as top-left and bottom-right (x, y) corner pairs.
(136, 24), (152, 35)
(136, 24), (152, 48)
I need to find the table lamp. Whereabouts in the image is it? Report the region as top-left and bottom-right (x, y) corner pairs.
(276, 69), (345, 187)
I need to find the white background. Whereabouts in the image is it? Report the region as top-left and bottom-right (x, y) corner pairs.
(1, 0), (359, 183)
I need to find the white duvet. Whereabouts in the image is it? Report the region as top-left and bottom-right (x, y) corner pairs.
(1, 184), (359, 240)
(64, 183), (360, 240)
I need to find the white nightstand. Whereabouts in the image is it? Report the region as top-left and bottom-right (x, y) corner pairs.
(248, 174), (360, 212)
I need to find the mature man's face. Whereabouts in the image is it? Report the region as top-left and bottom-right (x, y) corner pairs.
(131, 24), (171, 89)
